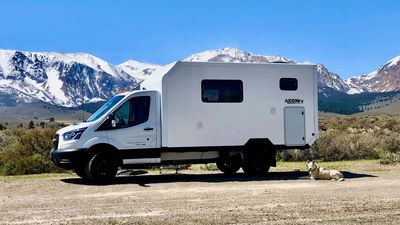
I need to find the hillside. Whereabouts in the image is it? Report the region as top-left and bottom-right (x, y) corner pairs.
(0, 102), (91, 126)
(318, 91), (400, 115)
(358, 101), (400, 115)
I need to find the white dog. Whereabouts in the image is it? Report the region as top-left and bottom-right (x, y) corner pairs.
(306, 160), (344, 181)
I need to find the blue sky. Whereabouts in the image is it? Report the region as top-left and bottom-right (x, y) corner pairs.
(1, 0), (399, 78)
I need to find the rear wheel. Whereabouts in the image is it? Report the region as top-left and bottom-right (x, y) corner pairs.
(242, 160), (270, 175)
(242, 150), (270, 176)
(216, 154), (242, 175)
(85, 151), (118, 182)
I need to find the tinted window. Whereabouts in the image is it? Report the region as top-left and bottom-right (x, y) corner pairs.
(114, 100), (130, 128)
(130, 96), (150, 126)
(113, 96), (150, 129)
(202, 80), (243, 103)
(280, 78), (298, 91)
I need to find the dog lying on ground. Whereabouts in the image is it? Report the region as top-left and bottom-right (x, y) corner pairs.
(306, 160), (344, 181)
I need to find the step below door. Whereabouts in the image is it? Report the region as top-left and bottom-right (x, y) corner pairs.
(284, 107), (306, 146)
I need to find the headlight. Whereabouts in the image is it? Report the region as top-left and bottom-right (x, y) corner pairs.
(63, 127), (87, 141)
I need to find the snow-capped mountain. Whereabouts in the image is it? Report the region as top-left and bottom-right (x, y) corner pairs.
(346, 55), (400, 93)
(315, 64), (351, 96)
(118, 60), (160, 81)
(183, 48), (350, 94)
(184, 48), (293, 64)
(0, 50), (142, 107)
(2, 47), (399, 108)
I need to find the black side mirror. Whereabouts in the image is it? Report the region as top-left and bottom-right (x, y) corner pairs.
(109, 113), (116, 128)
(97, 113), (116, 131)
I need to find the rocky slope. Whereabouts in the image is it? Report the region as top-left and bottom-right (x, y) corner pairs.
(346, 56), (400, 93)
(0, 50), (143, 107)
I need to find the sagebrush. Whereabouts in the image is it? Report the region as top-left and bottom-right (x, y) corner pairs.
(1, 115), (400, 176)
(0, 128), (64, 175)
(278, 115), (400, 162)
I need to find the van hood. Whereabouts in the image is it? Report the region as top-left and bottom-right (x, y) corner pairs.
(56, 122), (95, 135)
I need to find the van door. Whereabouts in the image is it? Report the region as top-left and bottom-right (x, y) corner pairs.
(106, 91), (160, 164)
(284, 107), (306, 146)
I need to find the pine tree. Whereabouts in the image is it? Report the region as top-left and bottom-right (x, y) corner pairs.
(28, 121), (35, 129)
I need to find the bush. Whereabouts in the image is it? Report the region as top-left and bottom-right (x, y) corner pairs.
(381, 133), (400, 153)
(276, 149), (310, 162)
(200, 163), (218, 171)
(0, 128), (64, 175)
(310, 129), (381, 161)
(380, 153), (400, 165)
(279, 115), (400, 162)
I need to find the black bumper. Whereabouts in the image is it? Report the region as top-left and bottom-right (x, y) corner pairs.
(50, 148), (87, 170)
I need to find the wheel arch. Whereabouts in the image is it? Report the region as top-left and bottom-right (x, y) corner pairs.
(86, 143), (121, 164)
(244, 138), (276, 167)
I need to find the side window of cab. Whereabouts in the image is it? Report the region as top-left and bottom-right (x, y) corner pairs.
(114, 100), (130, 128)
(112, 96), (151, 129)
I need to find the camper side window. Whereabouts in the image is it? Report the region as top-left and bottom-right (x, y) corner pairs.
(280, 78), (298, 91)
(202, 80), (243, 103)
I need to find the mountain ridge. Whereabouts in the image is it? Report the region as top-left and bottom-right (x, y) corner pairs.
(1, 47), (400, 108)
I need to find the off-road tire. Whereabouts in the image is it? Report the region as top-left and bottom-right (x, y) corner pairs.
(216, 154), (242, 175)
(74, 167), (88, 179)
(242, 150), (270, 176)
(85, 151), (118, 183)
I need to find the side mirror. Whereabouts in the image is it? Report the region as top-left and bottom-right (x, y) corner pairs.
(109, 113), (116, 128)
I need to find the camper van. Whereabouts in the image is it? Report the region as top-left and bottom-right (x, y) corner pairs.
(50, 61), (319, 182)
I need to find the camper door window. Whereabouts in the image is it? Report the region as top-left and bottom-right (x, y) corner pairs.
(201, 80), (243, 103)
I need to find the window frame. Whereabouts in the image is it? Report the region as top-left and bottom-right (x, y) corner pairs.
(201, 79), (244, 103)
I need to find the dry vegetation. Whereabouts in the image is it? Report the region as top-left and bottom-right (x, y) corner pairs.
(0, 126), (64, 175)
(279, 115), (400, 164)
(0, 115), (399, 176)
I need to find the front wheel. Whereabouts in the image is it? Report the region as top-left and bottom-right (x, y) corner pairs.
(74, 167), (88, 179)
(85, 151), (118, 182)
(216, 154), (242, 175)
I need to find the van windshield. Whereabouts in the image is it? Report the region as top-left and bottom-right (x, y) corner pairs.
(86, 95), (125, 122)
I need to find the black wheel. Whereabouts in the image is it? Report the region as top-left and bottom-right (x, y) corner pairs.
(242, 161), (270, 175)
(216, 154), (242, 175)
(74, 167), (88, 179)
(85, 151), (118, 182)
(242, 150), (270, 176)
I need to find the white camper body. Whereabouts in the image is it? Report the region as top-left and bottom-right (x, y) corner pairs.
(142, 61), (318, 149)
(50, 61), (319, 182)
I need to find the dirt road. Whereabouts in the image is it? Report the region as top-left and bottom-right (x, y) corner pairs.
(1, 164), (400, 225)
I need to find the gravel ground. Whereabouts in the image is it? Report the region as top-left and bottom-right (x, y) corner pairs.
(1, 164), (400, 225)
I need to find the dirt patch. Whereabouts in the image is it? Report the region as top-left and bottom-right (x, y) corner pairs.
(1, 164), (400, 224)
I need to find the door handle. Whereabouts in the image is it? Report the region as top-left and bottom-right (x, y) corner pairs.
(144, 127), (154, 131)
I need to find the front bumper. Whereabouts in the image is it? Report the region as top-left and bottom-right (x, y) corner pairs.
(50, 148), (87, 170)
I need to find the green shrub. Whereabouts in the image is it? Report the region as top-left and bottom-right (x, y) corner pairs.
(311, 130), (381, 161)
(0, 128), (64, 175)
(276, 149), (310, 162)
(200, 163), (218, 171)
(382, 133), (400, 153)
(380, 153), (400, 165)
(280, 115), (400, 162)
